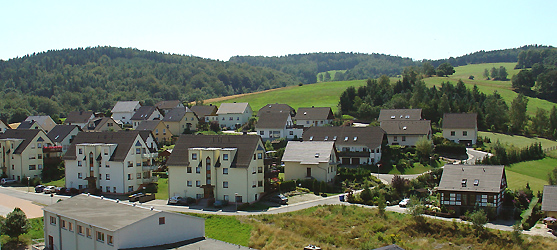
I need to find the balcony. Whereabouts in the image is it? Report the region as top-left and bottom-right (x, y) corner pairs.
(142, 152), (157, 159)
(43, 146), (62, 153)
(142, 165), (158, 171)
(338, 151), (370, 158)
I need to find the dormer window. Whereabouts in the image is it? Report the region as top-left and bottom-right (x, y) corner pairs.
(333, 136), (337, 141)
(353, 137), (357, 141)
(474, 179), (479, 186)
(315, 153), (320, 158)
(344, 137), (348, 141)
(405, 115), (410, 119)
(461, 179), (467, 187)
(390, 116), (395, 119)
(402, 127), (407, 130)
(324, 136), (328, 141)
(309, 136), (313, 141)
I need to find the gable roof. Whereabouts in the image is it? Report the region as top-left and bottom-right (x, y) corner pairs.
(155, 100), (182, 110)
(0, 129), (44, 154)
(216, 103), (250, 115)
(380, 120), (431, 135)
(84, 117), (119, 131)
(167, 134), (262, 168)
(258, 104), (295, 117)
(282, 141), (336, 164)
(190, 105), (218, 118)
(17, 121), (40, 130)
(65, 111), (94, 124)
(25, 115), (54, 125)
(63, 131), (142, 161)
(438, 165), (506, 193)
(256, 111), (290, 129)
(131, 106), (159, 121)
(542, 185), (557, 212)
(302, 126), (385, 149)
(47, 125), (80, 143)
(378, 109), (422, 122)
(296, 107), (334, 120)
(443, 113), (477, 129)
(43, 194), (202, 232)
(162, 107), (195, 122)
(111, 101), (140, 113)
(136, 120), (162, 131)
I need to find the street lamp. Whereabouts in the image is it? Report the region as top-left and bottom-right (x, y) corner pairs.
(27, 177), (30, 193)
(235, 193), (238, 212)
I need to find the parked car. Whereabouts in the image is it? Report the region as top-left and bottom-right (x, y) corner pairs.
(399, 198), (410, 207)
(35, 185), (46, 193)
(0, 178), (17, 185)
(55, 187), (66, 195)
(43, 186), (56, 194)
(168, 196), (189, 205)
(129, 193), (145, 202)
(214, 200), (229, 208)
(268, 194), (288, 205)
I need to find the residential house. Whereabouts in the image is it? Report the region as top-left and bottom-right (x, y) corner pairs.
(190, 105), (219, 124)
(130, 106), (163, 129)
(167, 134), (265, 203)
(25, 116), (57, 133)
(0, 129), (56, 181)
(162, 107), (199, 135)
(43, 194), (205, 250)
(0, 120), (11, 133)
(295, 107), (334, 127)
(257, 103), (296, 117)
(111, 101), (141, 125)
(83, 117), (121, 132)
(63, 131), (158, 194)
(65, 111), (95, 129)
(17, 120), (42, 130)
(302, 126), (385, 165)
(442, 113), (478, 146)
(216, 103), (253, 129)
(380, 120), (432, 146)
(282, 141), (339, 182)
(136, 130), (159, 153)
(47, 125), (81, 153)
(542, 185), (557, 218)
(377, 109), (422, 124)
(256, 111), (303, 140)
(155, 100), (184, 115)
(438, 164), (507, 215)
(136, 120), (173, 144)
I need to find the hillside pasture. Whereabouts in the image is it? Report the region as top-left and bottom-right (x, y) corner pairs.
(478, 131), (557, 150)
(505, 157), (557, 193)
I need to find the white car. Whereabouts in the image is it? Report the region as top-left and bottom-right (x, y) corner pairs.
(399, 198), (410, 207)
(43, 186), (56, 194)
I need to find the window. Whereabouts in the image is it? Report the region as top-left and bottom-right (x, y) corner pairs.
(258, 180), (263, 187)
(78, 173), (82, 179)
(106, 186), (110, 192)
(229, 117), (233, 120)
(97, 231), (105, 242)
(187, 167), (192, 173)
(187, 180), (192, 187)
(237, 117), (240, 120)
(159, 217), (165, 225)
(136, 162), (141, 167)
(69, 222), (73, 231)
(223, 154), (229, 161)
(223, 168), (228, 175)
(450, 131), (456, 136)
(137, 173), (141, 179)
(306, 121), (309, 124)
(463, 131), (468, 136)
(62, 220), (67, 229)
(196, 180), (200, 187)
(289, 131), (293, 135)
(393, 136), (398, 141)
(29, 165), (36, 170)
(474, 179), (479, 186)
(136, 148), (141, 154)
(86, 228), (91, 238)
(224, 195), (229, 201)
(260, 131), (264, 135)
(79, 185), (83, 189)
(223, 181), (229, 188)
(38, 154), (42, 159)
(128, 174), (132, 180)
(257, 153), (262, 159)
(78, 225), (83, 235)
(196, 194), (203, 199)
(192, 153), (198, 160)
(78, 161), (82, 167)
(78, 148), (83, 154)
(196, 167), (201, 173)
(50, 216), (56, 225)
(461, 179), (467, 187)
(252, 181), (257, 188)
(104, 149), (108, 155)
(113, 187), (117, 193)
(107, 235), (114, 245)
(253, 154), (256, 160)
(128, 161), (133, 167)
(258, 166), (263, 173)
(106, 164), (109, 168)
(99, 174), (102, 180)
(155, 129), (159, 135)
(402, 136), (406, 141)
(128, 186), (134, 192)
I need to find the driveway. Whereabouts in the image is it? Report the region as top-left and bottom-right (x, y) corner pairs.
(465, 148), (492, 164)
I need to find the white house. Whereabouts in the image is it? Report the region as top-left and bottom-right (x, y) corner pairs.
(191, 105), (219, 123)
(167, 134), (265, 203)
(380, 120), (432, 146)
(65, 111), (96, 129)
(216, 103), (253, 129)
(111, 101), (141, 125)
(302, 126), (385, 165)
(130, 106), (163, 129)
(43, 194), (205, 250)
(295, 107), (334, 127)
(282, 141), (339, 183)
(442, 113), (478, 145)
(47, 125), (81, 153)
(256, 111), (303, 140)
(63, 131), (157, 194)
(377, 109), (423, 125)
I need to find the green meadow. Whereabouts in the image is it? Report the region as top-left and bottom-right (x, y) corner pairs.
(478, 131), (557, 150)
(505, 157), (557, 193)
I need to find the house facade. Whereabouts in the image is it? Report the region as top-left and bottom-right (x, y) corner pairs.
(380, 120), (432, 146)
(0, 129), (56, 181)
(136, 120), (173, 144)
(216, 103), (253, 129)
(25, 116), (57, 133)
(65, 111), (95, 129)
(190, 105), (219, 124)
(162, 107), (199, 135)
(83, 117), (121, 132)
(438, 164), (507, 215)
(282, 141), (339, 182)
(155, 100), (184, 115)
(43, 194), (205, 250)
(111, 101), (141, 125)
(296, 107), (334, 127)
(302, 126), (385, 165)
(63, 131), (158, 194)
(256, 111), (303, 140)
(442, 113), (478, 145)
(131, 106), (163, 129)
(167, 134), (265, 203)
(542, 185), (557, 218)
(47, 125), (81, 153)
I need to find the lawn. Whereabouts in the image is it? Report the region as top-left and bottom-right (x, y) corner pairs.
(186, 213), (252, 247)
(505, 157), (557, 193)
(42, 177), (65, 187)
(479, 131), (557, 150)
(155, 177), (169, 200)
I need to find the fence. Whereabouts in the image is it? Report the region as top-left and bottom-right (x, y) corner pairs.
(544, 146), (557, 152)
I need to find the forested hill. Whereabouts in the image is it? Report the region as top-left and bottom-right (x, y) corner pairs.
(0, 46), (298, 123)
(229, 52), (418, 84)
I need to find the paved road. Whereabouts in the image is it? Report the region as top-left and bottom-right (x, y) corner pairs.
(465, 148), (492, 164)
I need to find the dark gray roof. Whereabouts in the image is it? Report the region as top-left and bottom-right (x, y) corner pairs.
(43, 194), (203, 232)
(190, 105), (218, 118)
(136, 120), (162, 131)
(542, 185), (557, 212)
(302, 126), (385, 149)
(380, 120), (431, 135)
(296, 107), (334, 120)
(17, 121), (38, 129)
(167, 134), (262, 168)
(257, 104), (295, 117)
(63, 131), (142, 161)
(47, 125), (80, 143)
(443, 113), (477, 129)
(378, 109), (422, 122)
(155, 100), (182, 110)
(65, 111), (94, 124)
(216, 103), (250, 115)
(0, 129), (45, 154)
(131, 106), (159, 121)
(256, 111), (290, 129)
(163, 107), (195, 122)
(111, 101), (140, 113)
(438, 165), (506, 193)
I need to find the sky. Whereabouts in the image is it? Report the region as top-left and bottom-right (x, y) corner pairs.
(1, 1), (555, 62)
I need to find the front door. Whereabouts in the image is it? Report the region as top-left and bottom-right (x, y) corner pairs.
(48, 235), (53, 248)
(342, 158), (350, 165)
(351, 158), (360, 165)
(306, 167), (311, 177)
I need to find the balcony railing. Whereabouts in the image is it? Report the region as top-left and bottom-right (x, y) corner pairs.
(142, 153), (157, 159)
(43, 146), (62, 153)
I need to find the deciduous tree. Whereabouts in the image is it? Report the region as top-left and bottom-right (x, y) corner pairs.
(436, 63), (455, 77)
(510, 94), (529, 132)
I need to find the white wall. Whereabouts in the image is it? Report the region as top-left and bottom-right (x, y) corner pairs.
(443, 128), (477, 144)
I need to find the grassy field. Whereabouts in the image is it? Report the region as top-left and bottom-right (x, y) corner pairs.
(42, 177), (65, 187)
(155, 177), (169, 200)
(186, 213), (252, 247)
(479, 131), (557, 150)
(505, 157), (557, 193)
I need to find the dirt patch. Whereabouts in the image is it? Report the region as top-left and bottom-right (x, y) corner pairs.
(287, 193), (322, 204)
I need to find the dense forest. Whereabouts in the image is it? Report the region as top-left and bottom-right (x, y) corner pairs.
(0, 47), (297, 122)
(428, 44), (552, 67)
(512, 48), (557, 101)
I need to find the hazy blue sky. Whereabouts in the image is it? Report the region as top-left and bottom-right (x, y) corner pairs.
(2, 1), (555, 61)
